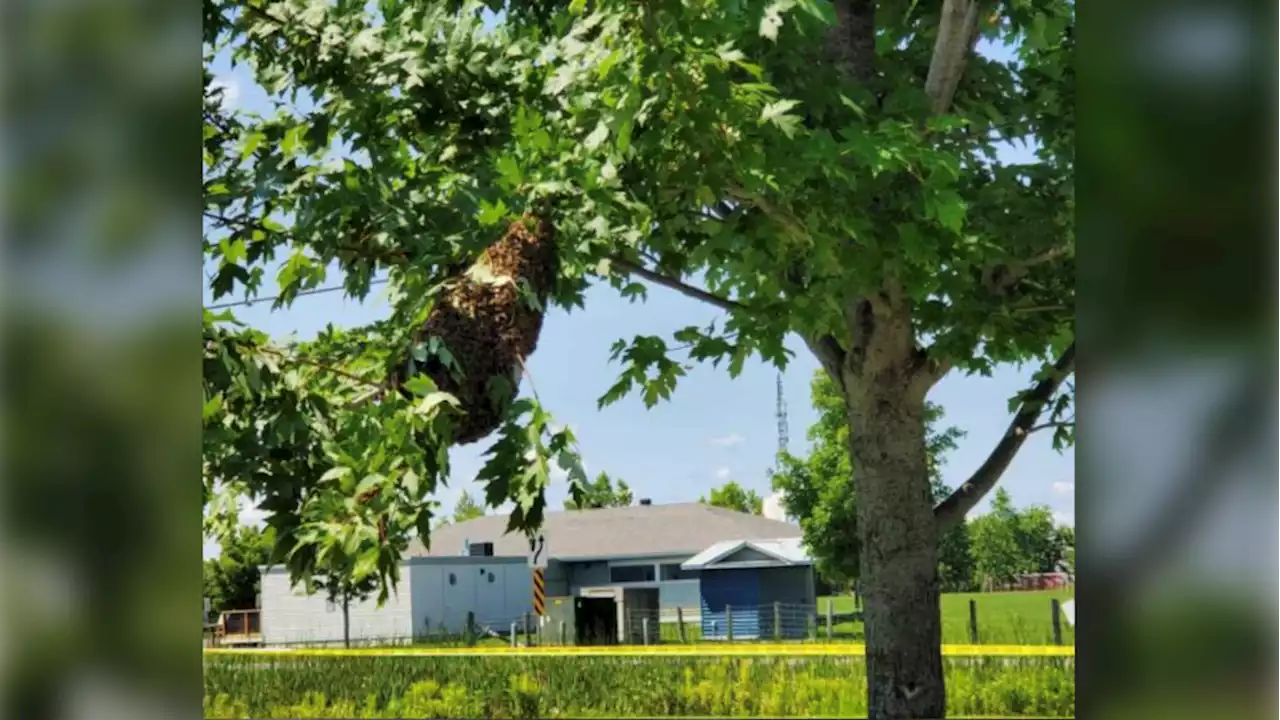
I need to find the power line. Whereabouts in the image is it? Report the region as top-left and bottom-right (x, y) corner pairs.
(205, 278), (390, 310)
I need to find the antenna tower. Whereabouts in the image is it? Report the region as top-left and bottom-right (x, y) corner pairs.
(775, 372), (789, 459)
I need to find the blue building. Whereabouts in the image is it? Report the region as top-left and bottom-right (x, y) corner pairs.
(409, 501), (816, 642)
(682, 538), (816, 640)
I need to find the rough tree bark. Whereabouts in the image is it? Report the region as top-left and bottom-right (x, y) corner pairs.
(833, 290), (946, 719)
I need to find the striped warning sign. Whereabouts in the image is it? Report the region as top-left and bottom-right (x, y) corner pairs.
(532, 568), (545, 616)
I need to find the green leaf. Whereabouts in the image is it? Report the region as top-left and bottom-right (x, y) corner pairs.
(240, 131), (264, 162)
(760, 100), (803, 137)
(353, 549), (379, 580)
(496, 154), (523, 188)
(356, 473), (385, 497)
(583, 121), (609, 151)
(321, 467), (353, 484)
(931, 189), (967, 233)
(568, 0), (588, 15)
(405, 375), (437, 396)
(759, 0), (796, 41)
(477, 198), (508, 226)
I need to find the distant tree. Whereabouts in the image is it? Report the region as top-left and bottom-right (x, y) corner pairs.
(773, 371), (968, 590)
(1053, 525), (1075, 579)
(700, 481), (763, 515)
(203, 524), (275, 620)
(969, 488), (1069, 589)
(451, 490), (485, 523)
(969, 490), (1028, 589)
(564, 472), (633, 510)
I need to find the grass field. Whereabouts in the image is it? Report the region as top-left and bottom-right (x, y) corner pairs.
(818, 589), (1075, 646)
(204, 653), (1075, 718)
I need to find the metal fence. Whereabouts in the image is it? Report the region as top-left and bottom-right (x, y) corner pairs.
(214, 596), (1073, 649)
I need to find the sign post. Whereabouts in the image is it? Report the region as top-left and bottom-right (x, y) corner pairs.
(530, 533), (548, 616)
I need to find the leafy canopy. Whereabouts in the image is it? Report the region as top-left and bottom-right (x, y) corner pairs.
(772, 370), (968, 588)
(452, 490), (486, 523)
(203, 0), (1073, 600)
(700, 480), (763, 515)
(563, 471), (633, 510)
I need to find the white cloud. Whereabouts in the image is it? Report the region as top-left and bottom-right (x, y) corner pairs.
(1051, 481), (1075, 497)
(209, 77), (240, 111)
(1053, 511), (1075, 527)
(714, 466), (731, 480)
(710, 433), (745, 448)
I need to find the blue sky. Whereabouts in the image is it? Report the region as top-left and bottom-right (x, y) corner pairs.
(203, 16), (1074, 557)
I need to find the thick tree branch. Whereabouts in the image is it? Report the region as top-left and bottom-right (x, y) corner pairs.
(805, 334), (847, 387)
(924, 0), (985, 114)
(608, 256), (748, 314)
(933, 341), (1076, 534)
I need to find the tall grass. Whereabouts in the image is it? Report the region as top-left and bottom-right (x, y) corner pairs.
(204, 654), (1075, 718)
(822, 590), (1076, 645)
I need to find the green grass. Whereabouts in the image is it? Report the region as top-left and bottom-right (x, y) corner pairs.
(204, 653), (1075, 718)
(820, 589), (1075, 646)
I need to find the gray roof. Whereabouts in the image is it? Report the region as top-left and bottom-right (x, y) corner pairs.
(408, 502), (803, 561)
(682, 537), (811, 570)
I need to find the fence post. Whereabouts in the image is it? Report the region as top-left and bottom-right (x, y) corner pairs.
(677, 607), (688, 643)
(510, 621), (517, 648)
(825, 600), (833, 640)
(726, 604), (734, 642)
(773, 602), (782, 641)
(1051, 598), (1063, 645)
(559, 620), (566, 645)
(968, 599), (979, 644)
(642, 617), (650, 646)
(523, 612), (531, 645)
(465, 611), (476, 647)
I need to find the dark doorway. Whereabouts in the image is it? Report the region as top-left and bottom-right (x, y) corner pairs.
(575, 597), (618, 646)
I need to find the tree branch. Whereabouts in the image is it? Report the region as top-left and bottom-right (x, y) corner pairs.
(933, 341), (1076, 534)
(924, 0), (985, 114)
(608, 256), (749, 314)
(804, 334), (847, 388)
(1028, 420), (1073, 434)
(257, 345), (388, 391)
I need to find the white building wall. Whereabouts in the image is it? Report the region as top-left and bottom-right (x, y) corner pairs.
(409, 558), (532, 637)
(258, 568), (413, 646)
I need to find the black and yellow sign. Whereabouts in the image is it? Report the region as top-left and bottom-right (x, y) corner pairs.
(532, 568), (546, 616)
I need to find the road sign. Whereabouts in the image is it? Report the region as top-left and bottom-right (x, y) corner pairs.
(528, 533), (548, 570)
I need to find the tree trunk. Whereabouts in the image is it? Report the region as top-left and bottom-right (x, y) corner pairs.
(844, 373), (945, 719)
(342, 594), (351, 649)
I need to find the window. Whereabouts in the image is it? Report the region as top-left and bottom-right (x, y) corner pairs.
(609, 564), (656, 583)
(660, 563), (698, 581)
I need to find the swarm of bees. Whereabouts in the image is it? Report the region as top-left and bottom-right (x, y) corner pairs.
(388, 215), (559, 445)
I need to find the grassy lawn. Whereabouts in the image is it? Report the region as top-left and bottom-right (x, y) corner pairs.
(318, 590), (1075, 649)
(821, 589), (1075, 645)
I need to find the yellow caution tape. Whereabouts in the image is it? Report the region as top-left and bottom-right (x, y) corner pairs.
(204, 643), (1073, 658)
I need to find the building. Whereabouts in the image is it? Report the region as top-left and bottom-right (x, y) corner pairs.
(258, 555), (532, 647)
(259, 501), (815, 646)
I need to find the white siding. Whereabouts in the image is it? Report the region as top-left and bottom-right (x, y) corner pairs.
(409, 563), (446, 636)
(409, 559), (532, 635)
(501, 563), (533, 623)
(258, 569), (412, 646)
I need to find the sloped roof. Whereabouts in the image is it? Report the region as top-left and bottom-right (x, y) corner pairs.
(407, 502), (802, 561)
(681, 537), (811, 570)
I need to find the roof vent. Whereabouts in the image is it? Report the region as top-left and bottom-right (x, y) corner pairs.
(639, 498), (652, 506)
